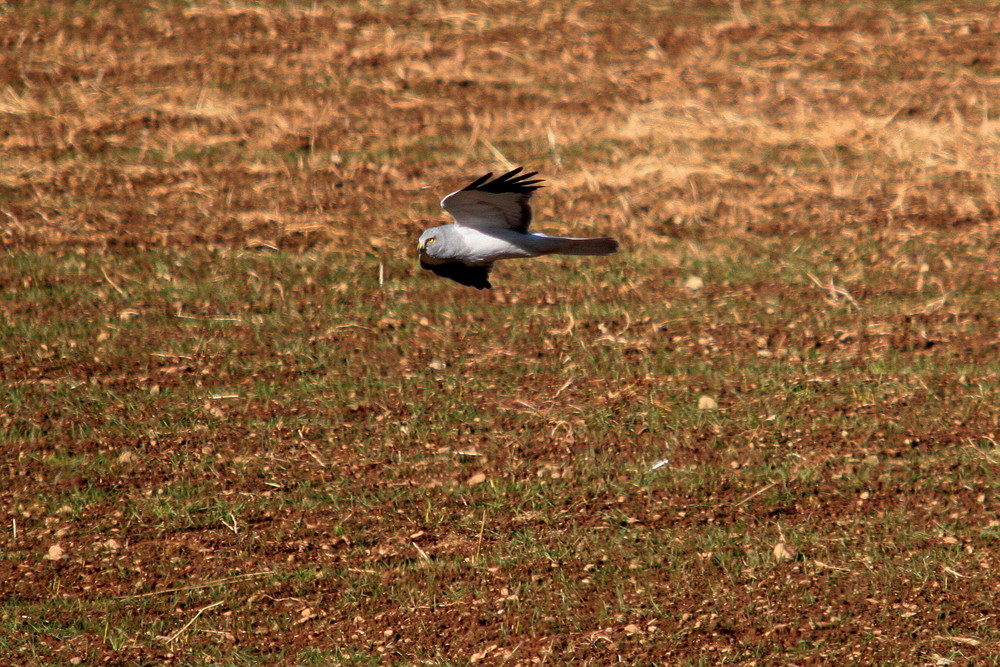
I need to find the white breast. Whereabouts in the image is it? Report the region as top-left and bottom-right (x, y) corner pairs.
(454, 227), (542, 263)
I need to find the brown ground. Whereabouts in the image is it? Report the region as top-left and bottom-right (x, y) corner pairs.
(1, 1), (998, 665)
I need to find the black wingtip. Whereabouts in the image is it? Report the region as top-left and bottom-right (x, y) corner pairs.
(461, 167), (544, 195)
(464, 172), (494, 190)
(421, 259), (493, 289)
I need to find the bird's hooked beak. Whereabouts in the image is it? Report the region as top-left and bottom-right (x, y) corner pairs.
(417, 239), (426, 252)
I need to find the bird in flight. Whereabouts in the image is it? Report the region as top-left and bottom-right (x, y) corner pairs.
(417, 167), (619, 289)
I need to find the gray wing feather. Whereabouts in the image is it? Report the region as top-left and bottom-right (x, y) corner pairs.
(440, 168), (543, 233)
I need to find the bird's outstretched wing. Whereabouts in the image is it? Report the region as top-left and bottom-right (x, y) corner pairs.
(420, 259), (493, 289)
(440, 167), (544, 233)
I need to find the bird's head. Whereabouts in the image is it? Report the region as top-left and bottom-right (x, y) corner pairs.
(417, 229), (439, 256)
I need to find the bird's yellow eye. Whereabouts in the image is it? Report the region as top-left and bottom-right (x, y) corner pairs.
(426, 237), (436, 245)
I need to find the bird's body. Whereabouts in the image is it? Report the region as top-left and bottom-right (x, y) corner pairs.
(417, 168), (619, 289)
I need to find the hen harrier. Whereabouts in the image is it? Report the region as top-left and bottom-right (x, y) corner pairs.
(417, 167), (619, 289)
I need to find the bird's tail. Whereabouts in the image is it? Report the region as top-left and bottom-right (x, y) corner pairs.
(549, 237), (620, 256)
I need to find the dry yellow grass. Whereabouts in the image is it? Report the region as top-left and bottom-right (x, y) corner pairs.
(3, 0), (998, 253)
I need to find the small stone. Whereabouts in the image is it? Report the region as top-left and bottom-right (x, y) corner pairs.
(684, 276), (704, 290)
(773, 541), (797, 562)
